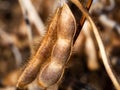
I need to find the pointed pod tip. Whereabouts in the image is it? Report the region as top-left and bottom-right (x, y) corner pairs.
(16, 82), (23, 89)
(16, 79), (27, 89)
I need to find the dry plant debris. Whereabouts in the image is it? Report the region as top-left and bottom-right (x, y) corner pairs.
(0, 0), (120, 90)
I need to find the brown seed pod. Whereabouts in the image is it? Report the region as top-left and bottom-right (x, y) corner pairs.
(17, 8), (61, 88)
(37, 3), (76, 89)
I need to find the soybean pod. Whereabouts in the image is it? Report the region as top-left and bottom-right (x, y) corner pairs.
(37, 3), (76, 89)
(17, 8), (61, 88)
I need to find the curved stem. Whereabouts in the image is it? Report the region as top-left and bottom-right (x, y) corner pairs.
(71, 0), (120, 89)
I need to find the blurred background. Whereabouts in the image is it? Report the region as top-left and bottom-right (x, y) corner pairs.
(0, 0), (120, 90)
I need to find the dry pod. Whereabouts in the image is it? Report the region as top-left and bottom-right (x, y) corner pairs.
(37, 3), (76, 89)
(17, 0), (93, 89)
(17, 8), (61, 88)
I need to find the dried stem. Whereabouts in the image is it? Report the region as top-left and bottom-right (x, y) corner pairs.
(83, 21), (99, 70)
(99, 14), (120, 35)
(0, 29), (22, 67)
(10, 45), (22, 68)
(79, 0), (93, 25)
(71, 0), (120, 89)
(18, 0), (34, 53)
(18, 0), (45, 36)
(73, 0), (93, 43)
